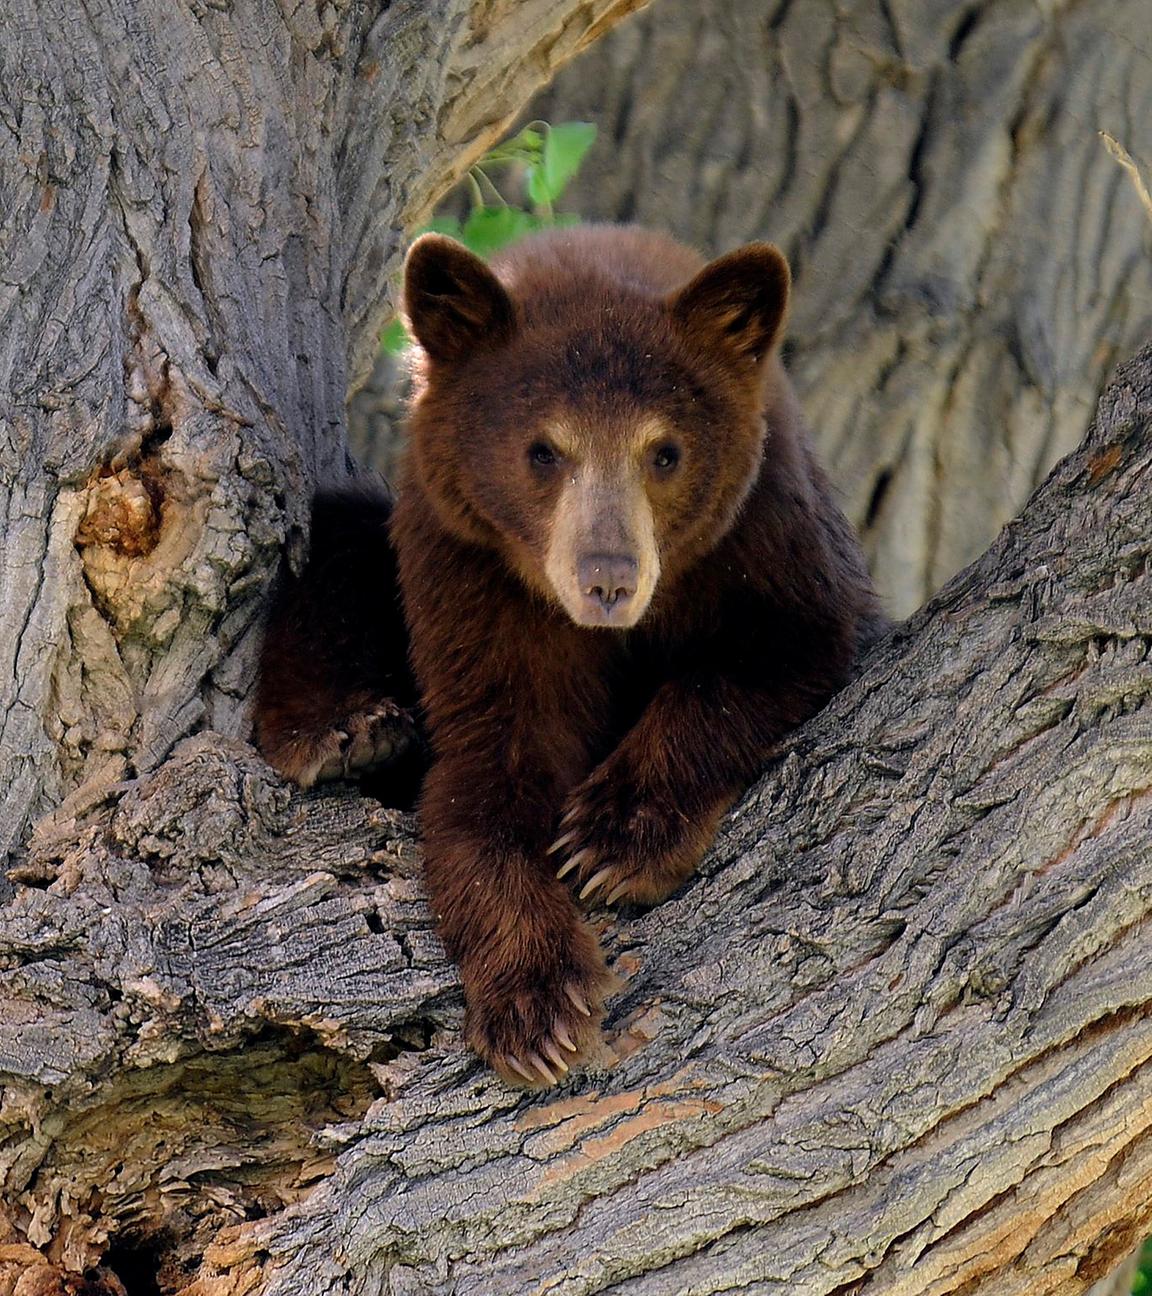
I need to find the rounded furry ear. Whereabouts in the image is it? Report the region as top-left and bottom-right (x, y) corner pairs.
(403, 234), (515, 363)
(668, 243), (790, 365)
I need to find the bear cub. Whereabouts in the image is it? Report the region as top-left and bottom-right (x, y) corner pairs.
(255, 225), (882, 1087)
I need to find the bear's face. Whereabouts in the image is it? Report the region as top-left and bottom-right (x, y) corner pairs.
(403, 233), (790, 629)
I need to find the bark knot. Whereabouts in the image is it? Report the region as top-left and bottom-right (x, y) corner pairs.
(75, 465), (164, 559)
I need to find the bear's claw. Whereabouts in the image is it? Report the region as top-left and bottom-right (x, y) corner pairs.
(555, 847), (592, 881)
(564, 984), (593, 1017)
(266, 699), (417, 789)
(463, 933), (611, 1089)
(551, 758), (714, 908)
(578, 866), (615, 901)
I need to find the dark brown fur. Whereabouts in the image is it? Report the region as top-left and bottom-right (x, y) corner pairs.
(391, 226), (883, 1084)
(254, 226), (882, 1087)
(254, 486), (421, 792)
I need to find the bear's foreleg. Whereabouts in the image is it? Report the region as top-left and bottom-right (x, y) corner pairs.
(420, 754), (616, 1086)
(551, 648), (848, 907)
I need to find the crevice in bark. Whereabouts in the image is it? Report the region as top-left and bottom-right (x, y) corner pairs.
(3, 1025), (382, 1282)
(104, 1232), (170, 1296)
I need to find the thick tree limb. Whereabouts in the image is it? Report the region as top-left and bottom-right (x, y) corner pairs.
(5, 341), (1150, 1292)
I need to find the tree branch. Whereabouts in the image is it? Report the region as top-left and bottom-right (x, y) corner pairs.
(6, 342), (1150, 1292)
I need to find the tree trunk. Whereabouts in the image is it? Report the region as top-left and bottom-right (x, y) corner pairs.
(3, 2), (1152, 1296)
(5, 349), (1151, 1296)
(0, 0), (647, 871)
(527, 0), (1152, 617)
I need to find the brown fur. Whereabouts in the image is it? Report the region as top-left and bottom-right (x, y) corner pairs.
(388, 225), (884, 1085)
(254, 486), (421, 793)
(255, 226), (883, 1085)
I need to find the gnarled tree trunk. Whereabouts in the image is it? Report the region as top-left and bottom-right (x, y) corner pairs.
(0, 0), (645, 869)
(2, 2), (1151, 1295)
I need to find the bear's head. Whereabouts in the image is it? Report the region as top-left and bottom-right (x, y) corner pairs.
(402, 228), (790, 629)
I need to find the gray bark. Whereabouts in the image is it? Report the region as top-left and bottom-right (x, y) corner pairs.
(5, 347), (1152, 1295)
(525, 0), (1152, 618)
(3, 2), (1152, 1295)
(0, 0), (647, 872)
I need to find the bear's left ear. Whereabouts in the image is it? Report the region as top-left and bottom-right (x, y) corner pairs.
(668, 243), (790, 366)
(403, 233), (516, 363)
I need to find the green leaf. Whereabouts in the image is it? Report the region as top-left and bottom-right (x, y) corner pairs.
(483, 126), (545, 166)
(381, 316), (410, 355)
(460, 206), (534, 258)
(528, 122), (596, 206)
(420, 215), (463, 238)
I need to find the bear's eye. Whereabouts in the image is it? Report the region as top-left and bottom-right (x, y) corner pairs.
(528, 442), (558, 468)
(653, 443), (681, 472)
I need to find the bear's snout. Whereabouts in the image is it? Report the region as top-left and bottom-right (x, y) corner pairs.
(577, 553), (639, 622)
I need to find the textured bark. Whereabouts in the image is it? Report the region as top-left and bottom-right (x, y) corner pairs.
(0, 0), (647, 871)
(4, 342), (1151, 1292)
(524, 0), (1152, 617)
(4, 1), (1152, 1294)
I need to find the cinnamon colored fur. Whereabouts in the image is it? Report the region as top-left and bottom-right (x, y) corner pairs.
(255, 225), (883, 1087)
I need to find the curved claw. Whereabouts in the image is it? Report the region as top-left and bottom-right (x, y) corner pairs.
(505, 1055), (537, 1085)
(579, 866), (615, 901)
(553, 1020), (577, 1052)
(557, 847), (593, 881)
(606, 880), (632, 905)
(542, 1039), (571, 1074)
(547, 831), (579, 857)
(565, 984), (593, 1017)
(527, 1051), (557, 1085)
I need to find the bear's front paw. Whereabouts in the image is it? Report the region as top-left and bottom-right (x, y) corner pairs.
(262, 699), (418, 788)
(550, 761), (718, 907)
(461, 914), (614, 1088)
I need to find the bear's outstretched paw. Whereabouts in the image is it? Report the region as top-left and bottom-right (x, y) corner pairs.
(550, 762), (717, 908)
(263, 700), (418, 789)
(462, 916), (614, 1088)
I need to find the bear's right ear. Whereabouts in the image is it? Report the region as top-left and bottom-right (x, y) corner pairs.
(668, 243), (790, 367)
(403, 234), (516, 363)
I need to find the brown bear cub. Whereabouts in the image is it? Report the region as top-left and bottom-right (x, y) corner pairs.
(255, 225), (882, 1087)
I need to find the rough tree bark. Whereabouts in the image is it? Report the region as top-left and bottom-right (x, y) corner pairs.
(2, 2), (1151, 1296)
(525, 0), (1152, 617)
(0, 0), (646, 873)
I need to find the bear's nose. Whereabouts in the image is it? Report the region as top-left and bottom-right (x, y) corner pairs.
(578, 553), (638, 613)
